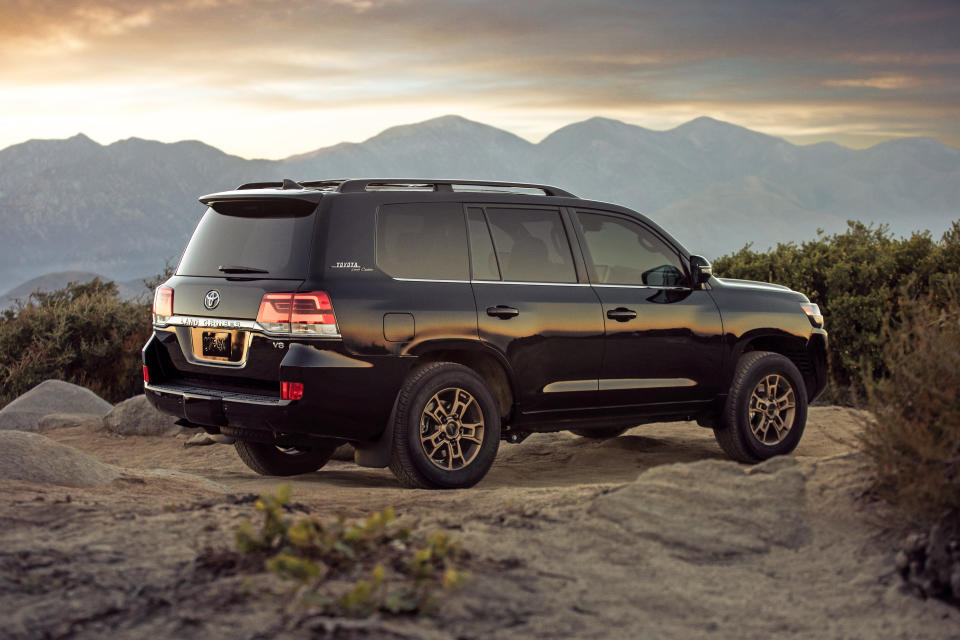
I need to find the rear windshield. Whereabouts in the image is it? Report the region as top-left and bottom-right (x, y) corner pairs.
(177, 204), (317, 279)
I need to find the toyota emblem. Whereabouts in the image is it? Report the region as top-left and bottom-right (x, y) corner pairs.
(204, 290), (221, 310)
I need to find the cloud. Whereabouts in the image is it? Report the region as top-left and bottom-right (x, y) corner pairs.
(0, 0), (957, 155)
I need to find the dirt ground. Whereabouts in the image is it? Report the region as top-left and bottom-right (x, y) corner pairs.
(2, 406), (958, 639)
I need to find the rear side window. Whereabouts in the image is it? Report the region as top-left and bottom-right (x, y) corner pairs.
(376, 203), (469, 280)
(576, 211), (687, 287)
(485, 208), (576, 283)
(467, 208), (500, 280)
(177, 203), (316, 279)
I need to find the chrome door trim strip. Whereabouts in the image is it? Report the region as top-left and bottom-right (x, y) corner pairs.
(542, 380), (599, 393)
(599, 378), (697, 391)
(543, 378), (698, 393)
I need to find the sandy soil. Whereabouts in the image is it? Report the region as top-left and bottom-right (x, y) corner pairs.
(1, 406), (957, 639)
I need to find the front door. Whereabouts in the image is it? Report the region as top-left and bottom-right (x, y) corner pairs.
(467, 206), (604, 413)
(573, 209), (724, 409)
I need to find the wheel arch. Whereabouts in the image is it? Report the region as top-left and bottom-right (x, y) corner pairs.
(731, 330), (823, 401)
(405, 340), (516, 422)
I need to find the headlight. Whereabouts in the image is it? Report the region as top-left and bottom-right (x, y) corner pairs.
(800, 302), (823, 328)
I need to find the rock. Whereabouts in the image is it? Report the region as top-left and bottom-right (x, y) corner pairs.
(0, 430), (118, 487)
(589, 456), (808, 561)
(332, 443), (355, 461)
(37, 412), (104, 432)
(103, 395), (183, 436)
(0, 380), (113, 432)
(184, 432), (216, 447)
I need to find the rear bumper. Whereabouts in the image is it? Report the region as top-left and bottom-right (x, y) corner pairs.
(143, 335), (411, 441)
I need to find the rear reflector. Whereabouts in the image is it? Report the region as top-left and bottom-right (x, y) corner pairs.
(153, 286), (174, 320)
(142, 365), (150, 383)
(256, 291), (338, 336)
(281, 381), (304, 401)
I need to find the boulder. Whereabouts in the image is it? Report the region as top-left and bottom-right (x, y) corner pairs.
(590, 456), (808, 561)
(0, 380), (113, 432)
(37, 412), (104, 432)
(0, 430), (118, 487)
(103, 395), (183, 436)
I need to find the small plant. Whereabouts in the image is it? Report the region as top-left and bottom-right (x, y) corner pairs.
(233, 485), (468, 617)
(860, 277), (960, 519)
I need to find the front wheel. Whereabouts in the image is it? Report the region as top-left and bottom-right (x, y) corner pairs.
(713, 351), (808, 463)
(389, 362), (501, 489)
(234, 439), (338, 476)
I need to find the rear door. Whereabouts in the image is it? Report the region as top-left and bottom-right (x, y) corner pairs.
(468, 205), (604, 413)
(572, 209), (724, 407)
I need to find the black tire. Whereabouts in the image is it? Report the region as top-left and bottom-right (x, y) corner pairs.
(389, 362), (501, 489)
(234, 439), (338, 476)
(713, 351), (808, 463)
(571, 426), (629, 439)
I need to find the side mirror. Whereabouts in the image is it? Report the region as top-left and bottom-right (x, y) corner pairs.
(689, 255), (712, 287)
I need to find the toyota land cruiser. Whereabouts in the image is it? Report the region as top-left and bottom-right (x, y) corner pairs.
(143, 178), (828, 489)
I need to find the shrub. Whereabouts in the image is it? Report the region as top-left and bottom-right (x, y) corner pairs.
(0, 278), (152, 405)
(234, 485), (468, 617)
(860, 279), (960, 519)
(714, 220), (960, 397)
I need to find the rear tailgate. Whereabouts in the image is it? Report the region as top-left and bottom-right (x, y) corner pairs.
(150, 192), (324, 391)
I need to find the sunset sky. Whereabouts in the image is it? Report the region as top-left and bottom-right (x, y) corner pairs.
(1, 0), (958, 158)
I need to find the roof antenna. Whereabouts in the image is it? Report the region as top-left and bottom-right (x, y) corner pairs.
(281, 178), (304, 190)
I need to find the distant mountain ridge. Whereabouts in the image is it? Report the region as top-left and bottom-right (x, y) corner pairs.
(0, 115), (957, 292)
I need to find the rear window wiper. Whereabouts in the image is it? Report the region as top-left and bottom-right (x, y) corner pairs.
(218, 265), (270, 274)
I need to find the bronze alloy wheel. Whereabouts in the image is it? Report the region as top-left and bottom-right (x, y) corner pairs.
(747, 373), (796, 445)
(419, 386), (485, 471)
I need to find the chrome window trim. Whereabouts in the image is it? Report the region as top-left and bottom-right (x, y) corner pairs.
(392, 277), (589, 287)
(592, 283), (692, 291)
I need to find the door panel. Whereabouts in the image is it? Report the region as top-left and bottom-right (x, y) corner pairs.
(574, 210), (724, 407)
(468, 206), (604, 413)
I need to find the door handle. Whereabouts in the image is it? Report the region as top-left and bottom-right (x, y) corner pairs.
(606, 307), (637, 322)
(487, 305), (520, 319)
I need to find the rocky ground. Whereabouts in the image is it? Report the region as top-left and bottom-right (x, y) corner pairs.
(1, 386), (958, 639)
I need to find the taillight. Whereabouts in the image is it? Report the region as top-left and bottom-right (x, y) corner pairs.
(153, 286), (173, 321)
(256, 291), (339, 336)
(142, 365), (150, 383)
(281, 381), (304, 400)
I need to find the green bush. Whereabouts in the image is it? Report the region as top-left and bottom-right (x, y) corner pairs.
(860, 280), (960, 519)
(0, 278), (152, 405)
(714, 220), (960, 396)
(234, 485), (468, 617)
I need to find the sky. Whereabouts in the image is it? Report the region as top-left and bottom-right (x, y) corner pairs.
(1, 0), (958, 159)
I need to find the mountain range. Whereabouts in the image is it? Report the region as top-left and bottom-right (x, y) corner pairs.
(1, 115), (957, 293)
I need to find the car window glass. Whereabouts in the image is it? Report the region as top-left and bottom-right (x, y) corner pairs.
(377, 203), (469, 280)
(485, 208), (576, 283)
(576, 212), (686, 287)
(467, 208), (501, 280)
(177, 207), (315, 279)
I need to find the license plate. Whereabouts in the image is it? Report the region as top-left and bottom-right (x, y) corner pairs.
(201, 331), (232, 358)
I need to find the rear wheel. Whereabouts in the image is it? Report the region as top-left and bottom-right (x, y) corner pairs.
(571, 426), (629, 439)
(713, 351), (808, 463)
(389, 362), (500, 489)
(234, 439), (338, 476)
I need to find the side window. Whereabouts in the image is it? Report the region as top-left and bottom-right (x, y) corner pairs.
(376, 203), (469, 280)
(466, 208), (501, 280)
(576, 212), (687, 287)
(485, 208), (577, 283)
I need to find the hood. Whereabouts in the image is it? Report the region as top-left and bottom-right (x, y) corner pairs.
(714, 277), (809, 301)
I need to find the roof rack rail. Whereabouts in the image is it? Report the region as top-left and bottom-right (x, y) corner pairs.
(336, 179), (577, 198)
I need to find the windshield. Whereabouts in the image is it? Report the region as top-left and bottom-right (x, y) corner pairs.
(177, 204), (317, 279)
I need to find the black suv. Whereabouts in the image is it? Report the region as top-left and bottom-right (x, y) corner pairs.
(144, 178), (827, 489)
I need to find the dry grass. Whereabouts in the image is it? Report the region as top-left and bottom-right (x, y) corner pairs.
(861, 278), (960, 520)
